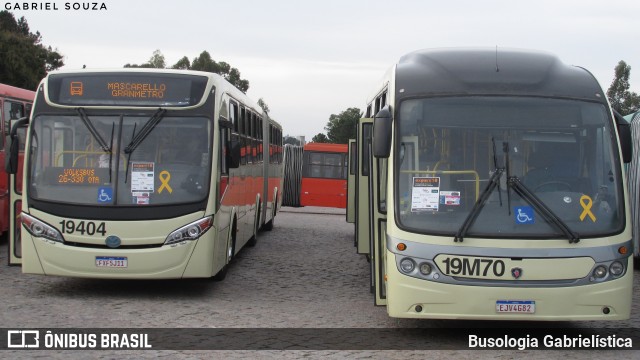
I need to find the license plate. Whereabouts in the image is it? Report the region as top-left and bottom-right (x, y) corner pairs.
(496, 300), (535, 314)
(95, 256), (128, 268)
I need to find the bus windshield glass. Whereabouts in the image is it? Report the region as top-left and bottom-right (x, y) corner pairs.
(396, 96), (624, 238)
(28, 114), (211, 206)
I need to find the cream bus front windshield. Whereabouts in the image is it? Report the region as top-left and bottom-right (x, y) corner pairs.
(396, 96), (624, 239)
(28, 114), (211, 206)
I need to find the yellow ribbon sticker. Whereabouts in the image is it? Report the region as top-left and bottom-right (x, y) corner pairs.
(158, 170), (173, 194)
(579, 195), (596, 222)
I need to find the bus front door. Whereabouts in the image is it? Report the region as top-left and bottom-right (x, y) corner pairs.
(7, 118), (27, 265)
(356, 119), (373, 255)
(346, 139), (356, 223)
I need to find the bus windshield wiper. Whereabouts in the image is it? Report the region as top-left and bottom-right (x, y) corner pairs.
(124, 108), (166, 155)
(123, 108), (166, 183)
(507, 176), (580, 243)
(76, 108), (110, 153)
(76, 108), (115, 182)
(454, 167), (503, 242)
(454, 137), (504, 242)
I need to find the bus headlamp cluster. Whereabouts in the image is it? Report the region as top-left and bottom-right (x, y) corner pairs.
(165, 216), (213, 245)
(399, 257), (434, 276)
(21, 213), (64, 243)
(591, 261), (625, 281)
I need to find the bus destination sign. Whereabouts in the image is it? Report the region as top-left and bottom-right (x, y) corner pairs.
(47, 73), (208, 107)
(44, 167), (110, 186)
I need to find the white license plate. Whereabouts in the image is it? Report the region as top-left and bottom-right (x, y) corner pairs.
(95, 256), (128, 268)
(496, 300), (535, 314)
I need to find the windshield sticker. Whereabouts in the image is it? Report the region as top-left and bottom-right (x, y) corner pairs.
(97, 187), (113, 203)
(157, 170), (173, 194)
(134, 193), (150, 205)
(515, 206), (535, 224)
(411, 177), (440, 212)
(131, 162), (155, 192)
(440, 191), (461, 206)
(579, 195), (596, 222)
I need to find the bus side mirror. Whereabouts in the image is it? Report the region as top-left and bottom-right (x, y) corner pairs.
(5, 118), (28, 174)
(373, 106), (392, 158)
(228, 138), (241, 169)
(613, 111), (632, 164)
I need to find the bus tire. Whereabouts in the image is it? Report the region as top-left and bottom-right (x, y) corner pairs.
(212, 219), (237, 282)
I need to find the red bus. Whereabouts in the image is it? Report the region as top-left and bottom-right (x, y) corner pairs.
(300, 142), (348, 208)
(1, 83), (34, 242)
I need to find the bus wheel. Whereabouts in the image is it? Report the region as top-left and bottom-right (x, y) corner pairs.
(212, 220), (236, 282)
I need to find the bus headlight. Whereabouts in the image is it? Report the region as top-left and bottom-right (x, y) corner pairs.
(593, 265), (607, 278)
(21, 213), (64, 243)
(399, 258), (415, 273)
(419, 263), (432, 275)
(164, 216), (213, 245)
(609, 261), (624, 277)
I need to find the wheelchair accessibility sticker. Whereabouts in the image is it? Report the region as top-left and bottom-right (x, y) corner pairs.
(97, 187), (113, 203)
(515, 206), (534, 224)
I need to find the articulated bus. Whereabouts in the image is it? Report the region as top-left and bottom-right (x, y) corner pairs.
(6, 69), (284, 280)
(627, 110), (640, 264)
(1, 83), (35, 263)
(300, 142), (348, 208)
(353, 48), (633, 320)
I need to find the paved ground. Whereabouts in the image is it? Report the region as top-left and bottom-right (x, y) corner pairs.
(0, 206), (638, 359)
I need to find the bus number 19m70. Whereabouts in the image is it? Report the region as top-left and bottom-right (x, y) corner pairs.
(441, 257), (506, 278)
(59, 220), (106, 236)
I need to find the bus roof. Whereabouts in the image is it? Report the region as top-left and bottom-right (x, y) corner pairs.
(0, 83), (36, 101)
(395, 48), (604, 102)
(304, 142), (348, 153)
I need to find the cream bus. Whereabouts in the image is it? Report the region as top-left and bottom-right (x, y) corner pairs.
(354, 48), (634, 320)
(7, 69), (283, 280)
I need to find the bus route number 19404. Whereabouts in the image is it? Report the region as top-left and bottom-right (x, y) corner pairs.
(59, 220), (106, 236)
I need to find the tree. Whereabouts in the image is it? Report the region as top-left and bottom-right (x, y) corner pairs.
(257, 98), (270, 113)
(189, 51), (249, 92)
(171, 56), (190, 70)
(325, 107), (361, 144)
(607, 60), (640, 115)
(126, 50), (251, 92)
(283, 135), (300, 146)
(0, 11), (64, 90)
(124, 49), (165, 68)
(312, 133), (329, 143)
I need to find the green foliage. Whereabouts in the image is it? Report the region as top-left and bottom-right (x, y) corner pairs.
(171, 56), (191, 70)
(325, 107), (361, 144)
(283, 136), (300, 146)
(124, 49), (165, 69)
(312, 133), (329, 143)
(125, 50), (250, 93)
(257, 98), (270, 113)
(607, 60), (640, 115)
(185, 51), (249, 93)
(0, 11), (64, 90)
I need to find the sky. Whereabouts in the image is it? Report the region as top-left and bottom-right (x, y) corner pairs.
(8, 0), (640, 141)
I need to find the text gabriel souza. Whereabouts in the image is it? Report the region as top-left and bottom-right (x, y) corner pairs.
(469, 334), (633, 350)
(4, 2), (107, 10)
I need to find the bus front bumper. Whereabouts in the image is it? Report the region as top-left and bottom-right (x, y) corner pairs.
(385, 251), (633, 321)
(21, 233), (202, 279)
